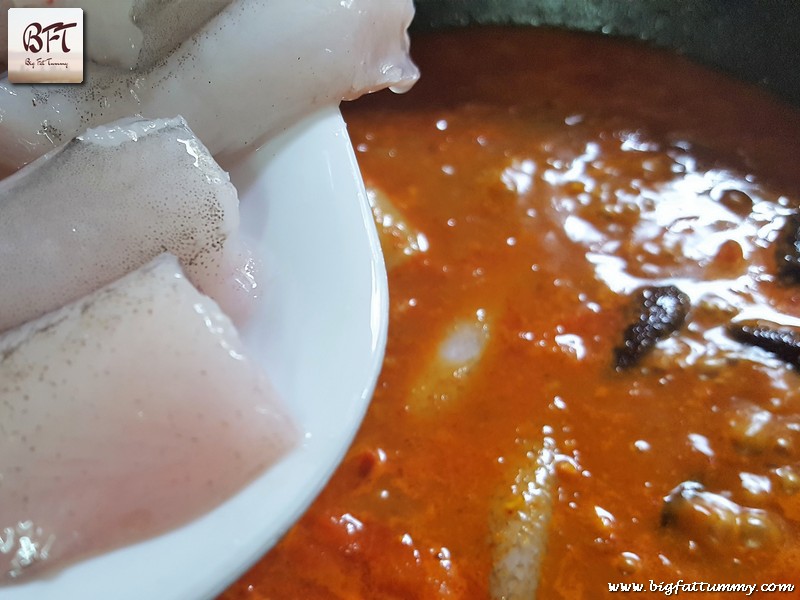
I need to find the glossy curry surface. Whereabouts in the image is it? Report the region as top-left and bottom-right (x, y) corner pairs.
(222, 28), (800, 598)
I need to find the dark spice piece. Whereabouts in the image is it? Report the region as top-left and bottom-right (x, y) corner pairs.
(775, 213), (800, 284)
(614, 285), (690, 370)
(727, 322), (800, 369)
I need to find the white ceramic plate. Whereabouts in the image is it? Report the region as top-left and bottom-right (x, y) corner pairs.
(6, 106), (389, 599)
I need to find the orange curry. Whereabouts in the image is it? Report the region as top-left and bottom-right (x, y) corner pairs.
(222, 28), (800, 598)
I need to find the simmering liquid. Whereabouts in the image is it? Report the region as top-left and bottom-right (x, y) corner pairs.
(222, 28), (800, 598)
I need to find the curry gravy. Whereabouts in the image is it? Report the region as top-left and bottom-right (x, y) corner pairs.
(222, 28), (800, 598)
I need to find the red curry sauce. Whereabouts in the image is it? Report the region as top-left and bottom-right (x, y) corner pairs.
(222, 28), (800, 598)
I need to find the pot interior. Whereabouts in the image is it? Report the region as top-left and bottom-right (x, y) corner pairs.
(411, 0), (800, 105)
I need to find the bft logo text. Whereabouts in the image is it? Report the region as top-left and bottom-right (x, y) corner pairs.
(7, 7), (83, 84)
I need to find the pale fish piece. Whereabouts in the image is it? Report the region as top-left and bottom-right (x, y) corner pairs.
(0, 254), (297, 582)
(0, 0), (420, 169)
(367, 187), (428, 270)
(408, 309), (491, 415)
(490, 439), (556, 600)
(13, 0), (233, 70)
(0, 115), (257, 333)
(0, 0), (11, 69)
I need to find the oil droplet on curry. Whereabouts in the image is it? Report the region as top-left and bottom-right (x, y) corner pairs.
(222, 28), (800, 598)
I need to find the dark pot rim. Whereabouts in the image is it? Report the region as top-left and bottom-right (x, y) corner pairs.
(411, 0), (800, 105)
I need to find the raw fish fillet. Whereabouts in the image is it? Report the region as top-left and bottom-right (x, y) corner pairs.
(12, 0), (232, 70)
(0, 0), (419, 169)
(0, 116), (256, 333)
(0, 254), (296, 581)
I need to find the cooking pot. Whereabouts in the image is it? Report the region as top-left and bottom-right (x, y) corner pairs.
(411, 0), (800, 105)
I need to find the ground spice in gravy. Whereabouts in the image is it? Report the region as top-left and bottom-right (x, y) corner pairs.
(221, 28), (800, 598)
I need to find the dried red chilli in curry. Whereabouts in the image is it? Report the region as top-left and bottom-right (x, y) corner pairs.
(222, 28), (800, 598)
